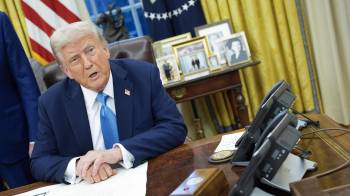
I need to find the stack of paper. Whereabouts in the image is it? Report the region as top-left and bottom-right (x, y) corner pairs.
(17, 162), (148, 196)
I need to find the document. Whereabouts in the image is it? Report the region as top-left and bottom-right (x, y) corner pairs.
(214, 132), (244, 152)
(17, 162), (148, 196)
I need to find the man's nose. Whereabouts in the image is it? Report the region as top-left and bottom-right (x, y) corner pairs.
(81, 54), (93, 69)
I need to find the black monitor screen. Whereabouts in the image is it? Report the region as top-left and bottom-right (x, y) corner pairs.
(231, 80), (295, 165)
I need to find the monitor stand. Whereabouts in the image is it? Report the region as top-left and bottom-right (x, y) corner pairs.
(259, 153), (317, 192)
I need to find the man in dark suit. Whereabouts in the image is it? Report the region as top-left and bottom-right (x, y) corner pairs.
(227, 38), (248, 65)
(0, 12), (40, 190)
(31, 21), (187, 184)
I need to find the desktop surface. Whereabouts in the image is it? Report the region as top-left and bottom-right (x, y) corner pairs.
(3, 114), (350, 196)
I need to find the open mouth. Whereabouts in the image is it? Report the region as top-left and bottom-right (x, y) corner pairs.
(89, 72), (98, 79)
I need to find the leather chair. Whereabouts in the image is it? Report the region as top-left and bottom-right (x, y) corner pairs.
(43, 36), (155, 87)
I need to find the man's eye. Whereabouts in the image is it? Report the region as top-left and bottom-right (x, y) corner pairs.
(70, 57), (79, 63)
(87, 47), (95, 55)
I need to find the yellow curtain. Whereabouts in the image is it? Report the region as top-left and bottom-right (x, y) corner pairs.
(0, 0), (32, 58)
(200, 0), (317, 120)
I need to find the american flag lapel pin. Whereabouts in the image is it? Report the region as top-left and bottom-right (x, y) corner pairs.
(124, 89), (131, 96)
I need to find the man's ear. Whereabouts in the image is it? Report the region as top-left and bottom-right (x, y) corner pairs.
(60, 64), (73, 79)
(103, 46), (110, 59)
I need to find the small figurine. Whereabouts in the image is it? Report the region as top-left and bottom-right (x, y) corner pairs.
(96, 4), (129, 43)
(162, 61), (173, 81)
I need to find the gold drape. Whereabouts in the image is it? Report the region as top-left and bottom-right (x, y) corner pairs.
(200, 0), (317, 120)
(0, 0), (32, 58)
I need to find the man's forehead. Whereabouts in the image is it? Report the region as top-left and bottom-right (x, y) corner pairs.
(61, 34), (100, 53)
(74, 34), (99, 44)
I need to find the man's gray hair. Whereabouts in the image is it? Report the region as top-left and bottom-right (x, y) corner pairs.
(50, 20), (108, 64)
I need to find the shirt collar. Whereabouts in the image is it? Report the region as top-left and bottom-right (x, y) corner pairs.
(81, 71), (114, 109)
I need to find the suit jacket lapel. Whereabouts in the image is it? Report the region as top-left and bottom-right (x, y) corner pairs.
(64, 79), (93, 153)
(111, 61), (134, 141)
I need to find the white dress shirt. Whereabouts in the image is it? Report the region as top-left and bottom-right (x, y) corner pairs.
(64, 72), (135, 184)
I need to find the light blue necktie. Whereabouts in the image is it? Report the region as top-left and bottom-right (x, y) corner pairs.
(96, 92), (119, 149)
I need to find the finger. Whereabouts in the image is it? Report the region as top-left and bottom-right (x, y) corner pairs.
(84, 167), (95, 184)
(82, 162), (93, 178)
(92, 174), (101, 183)
(85, 175), (94, 184)
(103, 164), (114, 177)
(76, 155), (91, 177)
(99, 165), (108, 181)
(81, 156), (95, 178)
(92, 158), (104, 176)
(84, 173), (94, 184)
(104, 164), (117, 177)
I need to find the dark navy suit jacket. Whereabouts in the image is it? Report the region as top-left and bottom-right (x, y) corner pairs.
(230, 50), (248, 65)
(0, 12), (40, 164)
(31, 59), (187, 182)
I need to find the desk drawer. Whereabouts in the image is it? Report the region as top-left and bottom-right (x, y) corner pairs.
(166, 71), (241, 103)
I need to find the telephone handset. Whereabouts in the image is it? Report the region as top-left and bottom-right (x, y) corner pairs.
(232, 80), (295, 166)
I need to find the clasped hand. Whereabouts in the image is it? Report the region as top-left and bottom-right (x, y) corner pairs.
(76, 147), (123, 183)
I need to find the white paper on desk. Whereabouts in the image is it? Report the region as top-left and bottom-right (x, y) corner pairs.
(214, 132), (244, 152)
(17, 162), (148, 196)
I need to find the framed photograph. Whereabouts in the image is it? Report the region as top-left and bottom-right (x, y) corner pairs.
(194, 20), (233, 57)
(155, 55), (181, 84)
(152, 33), (192, 58)
(172, 37), (211, 78)
(208, 55), (221, 71)
(213, 32), (251, 66)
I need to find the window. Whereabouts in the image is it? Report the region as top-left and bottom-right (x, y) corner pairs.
(85, 0), (149, 37)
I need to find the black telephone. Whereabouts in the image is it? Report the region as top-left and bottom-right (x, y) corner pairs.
(229, 111), (300, 196)
(232, 80), (295, 166)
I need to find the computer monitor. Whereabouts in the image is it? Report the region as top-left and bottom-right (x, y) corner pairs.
(229, 111), (300, 196)
(232, 80), (295, 166)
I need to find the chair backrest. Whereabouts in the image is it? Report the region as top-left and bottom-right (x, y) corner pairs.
(43, 36), (155, 87)
(109, 36), (155, 64)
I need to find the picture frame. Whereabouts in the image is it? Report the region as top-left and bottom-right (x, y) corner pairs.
(155, 55), (181, 85)
(208, 55), (221, 71)
(194, 19), (233, 61)
(213, 32), (251, 66)
(152, 33), (192, 58)
(172, 37), (211, 79)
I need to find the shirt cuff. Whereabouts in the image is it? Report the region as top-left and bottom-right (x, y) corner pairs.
(114, 143), (135, 169)
(64, 157), (82, 184)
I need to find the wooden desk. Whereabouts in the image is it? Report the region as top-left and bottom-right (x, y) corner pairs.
(297, 114), (350, 190)
(165, 61), (259, 128)
(3, 114), (350, 196)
